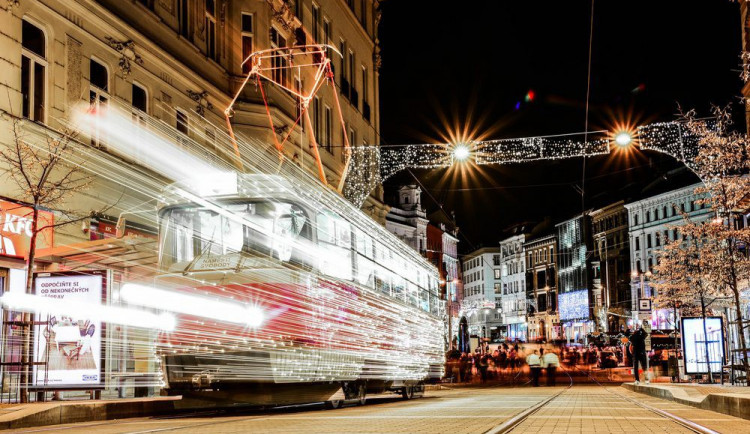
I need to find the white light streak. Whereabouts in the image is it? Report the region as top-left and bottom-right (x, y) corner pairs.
(0, 291), (176, 331)
(120, 283), (265, 328)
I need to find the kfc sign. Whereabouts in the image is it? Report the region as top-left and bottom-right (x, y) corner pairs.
(0, 200), (54, 258)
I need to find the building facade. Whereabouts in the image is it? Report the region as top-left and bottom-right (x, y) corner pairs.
(385, 185), (428, 253)
(590, 201), (632, 332)
(556, 214), (595, 343)
(0, 0), (385, 398)
(625, 183), (712, 328)
(498, 234), (528, 342)
(524, 234), (558, 342)
(460, 247), (502, 340)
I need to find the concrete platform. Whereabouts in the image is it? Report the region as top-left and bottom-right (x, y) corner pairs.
(622, 382), (750, 421)
(0, 396), (179, 430)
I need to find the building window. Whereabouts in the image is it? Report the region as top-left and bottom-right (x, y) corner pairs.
(178, 0), (189, 39)
(241, 13), (254, 74)
(360, 0), (367, 26)
(634, 213), (639, 225)
(295, 0), (303, 19)
(295, 76), (303, 129)
(205, 0), (217, 60)
(270, 27), (288, 86)
(493, 255), (500, 266)
(312, 96), (320, 140)
(132, 83), (147, 113)
(323, 19), (332, 62)
(646, 210), (650, 223)
(349, 128), (356, 149)
(647, 234), (652, 249)
(176, 109), (189, 141)
(348, 50), (356, 104)
(324, 105), (332, 153)
(494, 269), (501, 279)
(89, 58), (109, 146)
(494, 283), (501, 294)
(21, 20), (46, 122)
(655, 232), (661, 247)
(311, 4), (320, 42)
(635, 236), (640, 251)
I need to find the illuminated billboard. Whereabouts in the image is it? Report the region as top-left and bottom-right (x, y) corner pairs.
(558, 289), (589, 321)
(33, 272), (105, 388)
(681, 316), (725, 375)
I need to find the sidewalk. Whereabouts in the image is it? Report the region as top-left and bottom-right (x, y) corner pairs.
(0, 396), (179, 430)
(622, 382), (750, 421)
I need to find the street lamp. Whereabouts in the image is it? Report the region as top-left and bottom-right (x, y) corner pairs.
(614, 131), (633, 148)
(452, 143), (470, 162)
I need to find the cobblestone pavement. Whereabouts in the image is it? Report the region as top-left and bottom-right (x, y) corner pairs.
(8, 385), (749, 433)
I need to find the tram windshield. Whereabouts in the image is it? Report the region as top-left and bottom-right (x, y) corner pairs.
(159, 200), (309, 272)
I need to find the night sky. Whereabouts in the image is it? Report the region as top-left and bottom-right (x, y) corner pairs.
(377, 1), (743, 253)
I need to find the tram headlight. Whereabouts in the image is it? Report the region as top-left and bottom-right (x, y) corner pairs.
(247, 306), (264, 328)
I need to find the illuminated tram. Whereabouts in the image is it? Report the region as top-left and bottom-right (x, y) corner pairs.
(124, 174), (445, 407)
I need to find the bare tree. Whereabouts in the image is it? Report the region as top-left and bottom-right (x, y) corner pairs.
(683, 107), (750, 382)
(0, 115), (98, 402)
(653, 219), (730, 383)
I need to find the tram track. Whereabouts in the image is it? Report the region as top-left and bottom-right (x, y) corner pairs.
(484, 363), (720, 434)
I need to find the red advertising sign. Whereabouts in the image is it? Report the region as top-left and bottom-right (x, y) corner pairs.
(0, 200), (54, 259)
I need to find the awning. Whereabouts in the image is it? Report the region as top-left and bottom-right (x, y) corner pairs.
(35, 235), (157, 274)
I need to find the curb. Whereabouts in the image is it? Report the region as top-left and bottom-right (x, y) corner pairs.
(0, 397), (179, 430)
(621, 383), (750, 421)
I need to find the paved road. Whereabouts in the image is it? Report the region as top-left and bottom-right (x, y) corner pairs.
(10, 384), (749, 433)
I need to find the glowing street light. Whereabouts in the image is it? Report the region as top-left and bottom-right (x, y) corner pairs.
(453, 143), (471, 162)
(614, 131), (633, 147)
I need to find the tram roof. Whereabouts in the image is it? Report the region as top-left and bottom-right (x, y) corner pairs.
(164, 173), (440, 277)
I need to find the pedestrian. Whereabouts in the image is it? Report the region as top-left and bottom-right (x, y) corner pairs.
(542, 349), (560, 386)
(629, 326), (648, 385)
(526, 349), (542, 387)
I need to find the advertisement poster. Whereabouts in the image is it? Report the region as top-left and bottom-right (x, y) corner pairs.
(33, 273), (104, 388)
(558, 290), (590, 321)
(680, 316), (724, 375)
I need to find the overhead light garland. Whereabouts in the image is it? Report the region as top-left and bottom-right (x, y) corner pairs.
(342, 121), (701, 207)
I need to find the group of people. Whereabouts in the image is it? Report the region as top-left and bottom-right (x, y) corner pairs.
(525, 348), (560, 386)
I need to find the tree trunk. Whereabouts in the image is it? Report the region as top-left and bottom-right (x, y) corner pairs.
(727, 252), (750, 385)
(19, 204), (39, 403)
(700, 294), (713, 384)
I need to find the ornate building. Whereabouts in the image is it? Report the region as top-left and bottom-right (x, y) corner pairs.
(0, 0), (386, 399)
(590, 201), (631, 332)
(499, 234), (528, 342)
(524, 234), (558, 342)
(625, 183), (712, 327)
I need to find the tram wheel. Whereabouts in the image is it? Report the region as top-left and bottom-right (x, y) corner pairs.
(325, 399), (343, 409)
(401, 385), (415, 400)
(356, 383), (367, 406)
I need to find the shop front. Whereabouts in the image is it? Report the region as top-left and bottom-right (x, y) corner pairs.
(0, 199), (54, 397)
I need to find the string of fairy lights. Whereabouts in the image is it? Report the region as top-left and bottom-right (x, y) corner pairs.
(341, 121), (701, 207)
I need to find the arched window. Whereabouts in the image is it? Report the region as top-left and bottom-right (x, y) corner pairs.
(21, 19), (47, 122)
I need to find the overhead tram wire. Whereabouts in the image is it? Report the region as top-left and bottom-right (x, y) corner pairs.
(582, 0), (596, 215)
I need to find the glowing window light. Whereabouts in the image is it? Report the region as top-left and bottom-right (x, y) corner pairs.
(452, 144), (470, 162)
(614, 131), (633, 147)
(0, 291), (176, 331)
(121, 283), (265, 328)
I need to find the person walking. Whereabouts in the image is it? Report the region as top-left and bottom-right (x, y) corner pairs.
(526, 349), (542, 387)
(542, 349), (560, 386)
(629, 327), (648, 384)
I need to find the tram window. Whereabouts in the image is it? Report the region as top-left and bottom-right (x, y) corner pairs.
(392, 275), (405, 301)
(420, 288), (430, 312)
(407, 281), (419, 307)
(355, 254), (376, 288)
(316, 210), (352, 280)
(158, 201), (310, 271)
(430, 293), (439, 315)
(355, 228), (373, 258)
